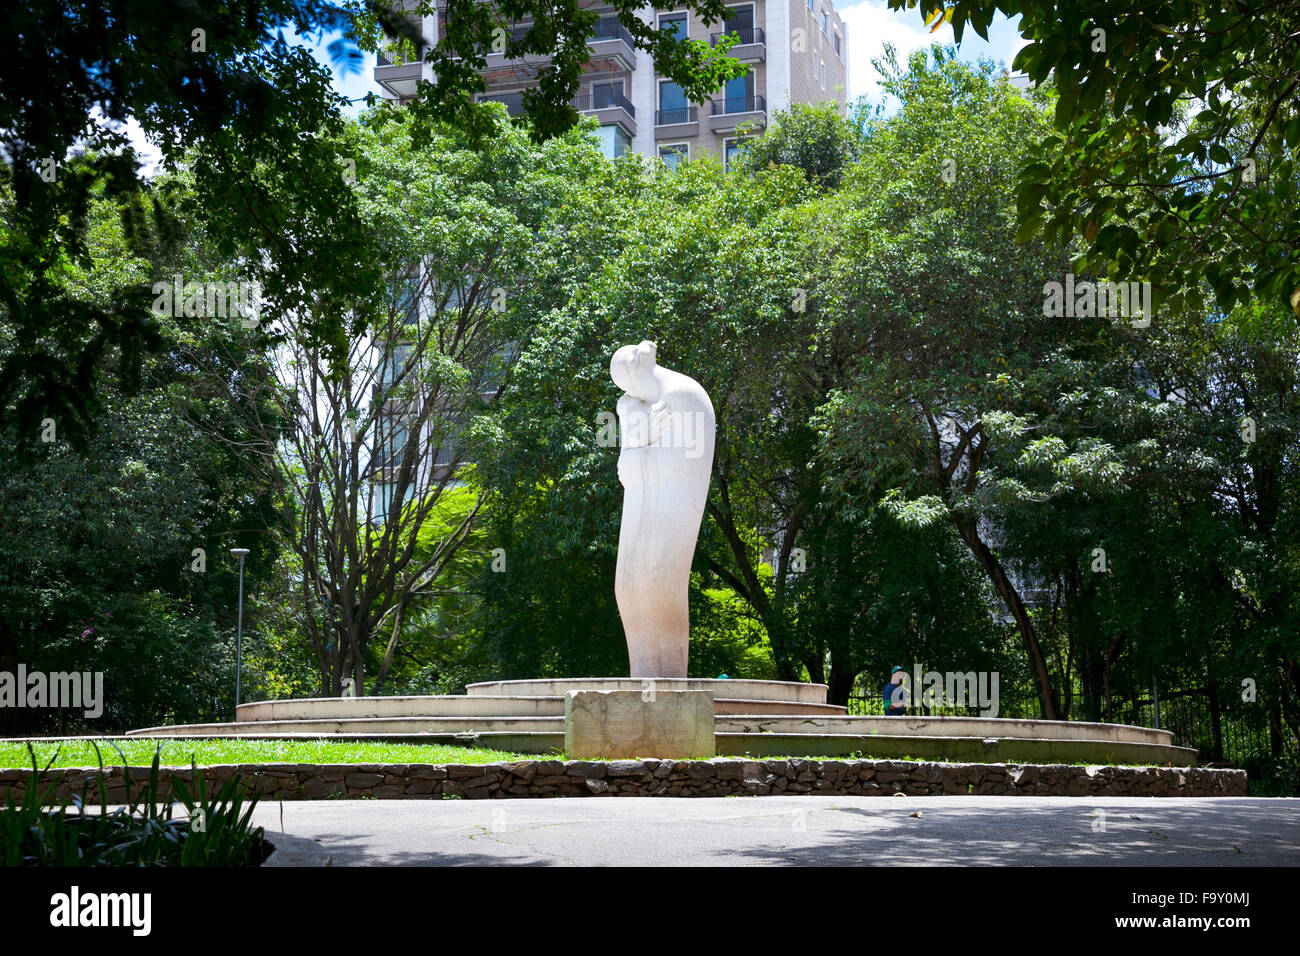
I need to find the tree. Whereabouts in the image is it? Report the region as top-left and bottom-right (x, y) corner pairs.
(203, 106), (619, 696)
(743, 102), (862, 190)
(1, 0), (391, 443)
(0, 182), (283, 733)
(467, 152), (824, 680)
(888, 1), (1300, 317)
(1, 1), (751, 444)
(813, 48), (1090, 718)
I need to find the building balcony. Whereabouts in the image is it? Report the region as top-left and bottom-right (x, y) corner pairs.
(710, 27), (766, 63)
(481, 17), (636, 73)
(654, 105), (699, 138)
(478, 90), (527, 116)
(707, 94), (767, 132)
(572, 88), (637, 136)
(375, 54), (424, 99)
(586, 17), (638, 72)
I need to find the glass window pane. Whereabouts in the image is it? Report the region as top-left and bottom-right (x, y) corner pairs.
(725, 138), (747, 171)
(724, 5), (753, 33)
(593, 80), (624, 108)
(596, 124), (630, 159)
(659, 81), (687, 111)
(725, 72), (753, 107)
(659, 13), (686, 39)
(659, 144), (688, 170)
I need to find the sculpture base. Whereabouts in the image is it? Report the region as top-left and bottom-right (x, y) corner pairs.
(564, 690), (714, 759)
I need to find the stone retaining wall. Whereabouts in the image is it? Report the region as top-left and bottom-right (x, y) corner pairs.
(0, 758), (1245, 801)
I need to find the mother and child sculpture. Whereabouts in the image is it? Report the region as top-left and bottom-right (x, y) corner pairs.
(609, 341), (716, 679)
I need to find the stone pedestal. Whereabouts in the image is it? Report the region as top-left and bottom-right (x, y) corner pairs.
(564, 689), (715, 759)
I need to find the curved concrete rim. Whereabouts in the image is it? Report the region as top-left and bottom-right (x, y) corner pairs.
(235, 695), (847, 722)
(130, 713), (1173, 751)
(715, 715), (1174, 745)
(715, 732), (1199, 766)
(465, 677), (830, 703)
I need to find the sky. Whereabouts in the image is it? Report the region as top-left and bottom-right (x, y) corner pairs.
(126, 2), (1031, 166)
(837, 1), (1031, 103)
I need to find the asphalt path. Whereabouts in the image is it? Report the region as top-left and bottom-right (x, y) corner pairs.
(248, 795), (1300, 866)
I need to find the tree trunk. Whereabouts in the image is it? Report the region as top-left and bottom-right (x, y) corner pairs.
(372, 601), (404, 695)
(803, 653), (825, 685)
(953, 514), (1060, 719)
(1269, 701), (1283, 758)
(826, 664), (856, 708)
(1208, 678), (1224, 761)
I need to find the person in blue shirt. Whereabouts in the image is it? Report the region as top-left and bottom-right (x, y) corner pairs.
(881, 666), (909, 716)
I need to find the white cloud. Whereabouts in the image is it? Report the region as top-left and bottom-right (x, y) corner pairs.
(85, 107), (165, 178)
(838, 0), (953, 103)
(837, 2), (1031, 106)
(119, 115), (164, 177)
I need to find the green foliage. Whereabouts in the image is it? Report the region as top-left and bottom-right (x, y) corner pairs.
(1, 743), (267, 867)
(0, 184), (282, 734)
(743, 102), (863, 189)
(469, 154), (818, 680)
(888, 0), (1300, 317)
(0, 0), (387, 442)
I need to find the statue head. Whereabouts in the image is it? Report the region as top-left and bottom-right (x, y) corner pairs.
(610, 340), (660, 402)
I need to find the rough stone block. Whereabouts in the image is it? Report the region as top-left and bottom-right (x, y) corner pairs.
(564, 689), (714, 760)
(564, 761), (607, 778)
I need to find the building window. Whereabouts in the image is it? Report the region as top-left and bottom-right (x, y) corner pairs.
(657, 80), (691, 125)
(820, 60), (826, 90)
(379, 418), (409, 472)
(659, 12), (687, 39)
(821, 10), (828, 33)
(724, 4), (754, 37)
(595, 124), (631, 159)
(834, 33), (841, 57)
(659, 143), (689, 170)
(479, 89), (526, 116)
(723, 70), (754, 112)
(724, 137), (749, 171)
(380, 340), (413, 389)
(592, 80), (624, 109)
(806, 0), (813, 10)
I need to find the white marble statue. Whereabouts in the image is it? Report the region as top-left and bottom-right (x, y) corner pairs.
(610, 340), (716, 678)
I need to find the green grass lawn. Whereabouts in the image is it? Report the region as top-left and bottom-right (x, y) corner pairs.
(0, 738), (1180, 769)
(0, 738), (542, 769)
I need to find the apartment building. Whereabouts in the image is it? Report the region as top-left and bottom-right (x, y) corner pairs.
(375, 1), (849, 167)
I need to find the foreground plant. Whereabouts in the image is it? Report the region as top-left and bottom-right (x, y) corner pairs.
(0, 742), (267, 867)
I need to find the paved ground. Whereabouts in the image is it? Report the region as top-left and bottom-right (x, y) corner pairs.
(249, 796), (1300, 866)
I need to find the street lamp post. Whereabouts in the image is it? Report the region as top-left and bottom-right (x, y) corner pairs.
(230, 548), (250, 716)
